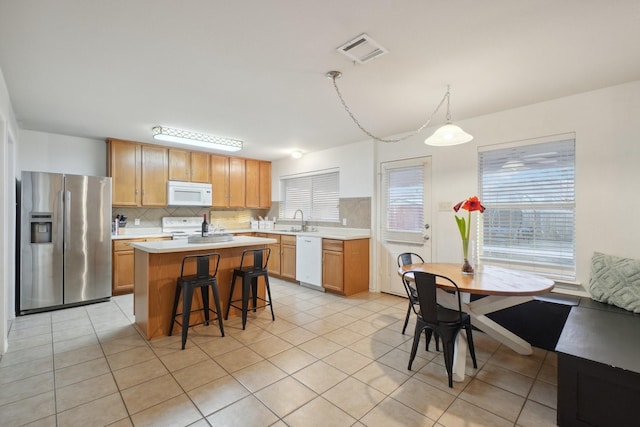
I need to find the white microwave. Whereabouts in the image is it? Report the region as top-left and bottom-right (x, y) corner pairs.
(167, 181), (212, 206)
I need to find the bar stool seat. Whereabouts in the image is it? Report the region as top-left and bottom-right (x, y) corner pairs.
(169, 253), (224, 349)
(225, 247), (274, 330)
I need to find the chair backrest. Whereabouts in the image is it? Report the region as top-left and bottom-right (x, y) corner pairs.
(406, 270), (463, 324)
(398, 253), (424, 312)
(239, 247), (271, 271)
(180, 253), (220, 279)
(397, 252), (424, 268)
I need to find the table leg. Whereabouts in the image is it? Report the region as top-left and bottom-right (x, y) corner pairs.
(452, 332), (467, 382)
(465, 295), (534, 355)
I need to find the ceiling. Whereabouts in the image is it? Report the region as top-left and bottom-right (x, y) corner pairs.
(1, 1), (639, 161)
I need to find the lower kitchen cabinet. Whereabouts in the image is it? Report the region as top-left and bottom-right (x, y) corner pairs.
(112, 236), (171, 295)
(280, 235), (297, 280)
(256, 233), (281, 276)
(322, 238), (370, 296)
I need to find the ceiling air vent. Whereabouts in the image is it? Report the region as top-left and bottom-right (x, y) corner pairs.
(336, 34), (388, 64)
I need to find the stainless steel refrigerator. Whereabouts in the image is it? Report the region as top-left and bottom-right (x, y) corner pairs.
(18, 171), (112, 314)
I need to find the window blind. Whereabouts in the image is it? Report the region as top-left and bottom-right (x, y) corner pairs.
(279, 170), (339, 222)
(478, 137), (576, 279)
(381, 160), (425, 244)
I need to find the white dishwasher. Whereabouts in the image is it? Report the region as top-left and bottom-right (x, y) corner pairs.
(296, 235), (323, 291)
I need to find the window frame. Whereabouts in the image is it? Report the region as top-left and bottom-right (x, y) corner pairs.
(380, 158), (428, 245)
(478, 134), (576, 280)
(279, 169), (340, 222)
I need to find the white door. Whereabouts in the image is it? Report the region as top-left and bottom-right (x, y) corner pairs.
(379, 157), (432, 297)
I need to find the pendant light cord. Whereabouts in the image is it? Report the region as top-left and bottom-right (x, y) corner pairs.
(328, 71), (450, 143)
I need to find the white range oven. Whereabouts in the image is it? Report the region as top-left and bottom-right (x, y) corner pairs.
(161, 217), (204, 240)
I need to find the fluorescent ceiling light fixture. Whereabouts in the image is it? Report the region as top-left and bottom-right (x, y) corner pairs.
(291, 150), (303, 159)
(327, 71), (472, 146)
(152, 126), (243, 152)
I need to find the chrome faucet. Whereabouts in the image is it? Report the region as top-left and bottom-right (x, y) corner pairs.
(293, 209), (305, 231)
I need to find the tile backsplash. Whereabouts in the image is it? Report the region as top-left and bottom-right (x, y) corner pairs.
(112, 197), (371, 231)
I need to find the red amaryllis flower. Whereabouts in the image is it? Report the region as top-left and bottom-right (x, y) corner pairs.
(453, 196), (485, 213)
(453, 196), (485, 261)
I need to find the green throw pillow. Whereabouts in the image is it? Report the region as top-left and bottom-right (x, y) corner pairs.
(589, 252), (640, 313)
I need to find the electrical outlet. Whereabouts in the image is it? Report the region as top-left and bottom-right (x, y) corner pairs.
(134, 218), (140, 226)
(342, 218), (347, 226)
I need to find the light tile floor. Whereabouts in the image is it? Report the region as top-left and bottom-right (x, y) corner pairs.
(1, 278), (558, 426)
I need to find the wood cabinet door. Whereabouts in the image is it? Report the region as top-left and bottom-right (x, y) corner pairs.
(141, 145), (168, 206)
(259, 161), (272, 209)
(210, 154), (229, 207)
(322, 250), (344, 292)
(190, 151), (211, 183)
(228, 157), (246, 207)
(109, 139), (141, 206)
(168, 149), (190, 181)
(113, 249), (134, 295)
(281, 244), (297, 280)
(267, 243), (281, 275)
(245, 159), (260, 208)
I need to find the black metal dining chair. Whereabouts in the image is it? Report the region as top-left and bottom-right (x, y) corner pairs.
(405, 270), (478, 387)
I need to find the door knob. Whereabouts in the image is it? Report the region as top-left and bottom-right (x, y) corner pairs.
(424, 224), (430, 230)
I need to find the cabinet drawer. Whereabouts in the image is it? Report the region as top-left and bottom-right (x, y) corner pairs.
(257, 233), (281, 243)
(281, 235), (296, 245)
(113, 239), (144, 251)
(146, 237), (171, 242)
(266, 233), (281, 243)
(322, 239), (343, 252)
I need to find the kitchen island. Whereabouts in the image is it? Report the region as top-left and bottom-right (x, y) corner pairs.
(130, 235), (277, 339)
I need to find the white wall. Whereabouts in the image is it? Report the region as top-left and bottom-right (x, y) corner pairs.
(18, 129), (106, 176)
(271, 140), (374, 199)
(0, 67), (19, 354)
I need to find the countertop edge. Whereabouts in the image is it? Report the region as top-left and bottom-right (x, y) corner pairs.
(130, 236), (278, 253)
(113, 228), (371, 241)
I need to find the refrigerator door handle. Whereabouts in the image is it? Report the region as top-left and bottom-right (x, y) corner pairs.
(56, 189), (65, 253)
(64, 190), (71, 251)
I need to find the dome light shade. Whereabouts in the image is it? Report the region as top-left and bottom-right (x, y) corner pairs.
(424, 124), (474, 146)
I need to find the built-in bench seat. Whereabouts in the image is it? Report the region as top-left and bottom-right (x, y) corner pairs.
(555, 298), (640, 427)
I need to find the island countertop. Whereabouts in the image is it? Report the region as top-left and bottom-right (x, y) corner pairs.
(130, 235), (277, 253)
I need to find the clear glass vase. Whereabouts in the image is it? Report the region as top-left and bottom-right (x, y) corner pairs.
(461, 239), (475, 275)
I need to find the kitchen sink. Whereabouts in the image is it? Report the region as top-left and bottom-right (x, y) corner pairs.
(288, 227), (318, 233)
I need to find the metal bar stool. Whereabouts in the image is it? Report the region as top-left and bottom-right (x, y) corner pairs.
(169, 253), (224, 349)
(225, 247), (274, 330)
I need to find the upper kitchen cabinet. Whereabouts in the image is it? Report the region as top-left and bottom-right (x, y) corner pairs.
(259, 161), (272, 209)
(210, 155), (246, 208)
(210, 154), (230, 207)
(168, 149), (210, 183)
(228, 157), (246, 207)
(141, 145), (168, 206)
(107, 139), (168, 207)
(245, 159), (272, 209)
(108, 139), (141, 206)
(245, 159), (260, 208)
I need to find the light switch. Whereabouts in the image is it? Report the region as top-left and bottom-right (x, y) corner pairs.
(439, 202), (453, 211)
(134, 218), (140, 225)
